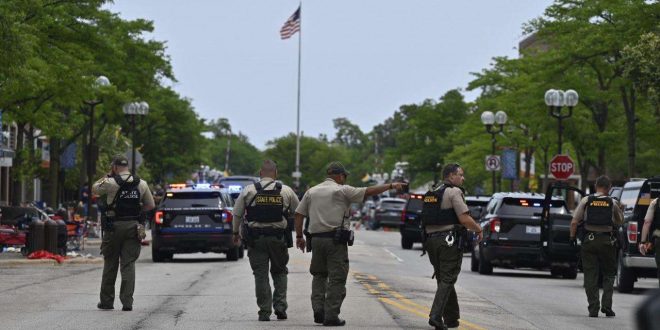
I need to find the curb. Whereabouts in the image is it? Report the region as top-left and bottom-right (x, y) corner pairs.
(0, 257), (104, 266)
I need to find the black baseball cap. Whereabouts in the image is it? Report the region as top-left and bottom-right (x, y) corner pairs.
(326, 161), (350, 176)
(111, 155), (129, 167)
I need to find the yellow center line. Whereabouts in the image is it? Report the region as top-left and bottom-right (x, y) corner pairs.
(353, 272), (487, 330)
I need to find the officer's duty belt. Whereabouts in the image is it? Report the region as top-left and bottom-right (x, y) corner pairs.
(310, 231), (336, 238)
(586, 231), (612, 237)
(251, 228), (286, 236)
(426, 230), (452, 238)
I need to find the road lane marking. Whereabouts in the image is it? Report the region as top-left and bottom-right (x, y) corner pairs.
(353, 272), (487, 330)
(383, 247), (404, 262)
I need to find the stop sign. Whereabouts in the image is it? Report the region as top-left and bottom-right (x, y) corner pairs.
(550, 154), (575, 180)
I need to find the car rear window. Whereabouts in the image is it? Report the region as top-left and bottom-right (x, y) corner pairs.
(620, 187), (640, 211)
(406, 198), (424, 213)
(381, 201), (405, 210)
(162, 192), (223, 208)
(499, 198), (567, 216)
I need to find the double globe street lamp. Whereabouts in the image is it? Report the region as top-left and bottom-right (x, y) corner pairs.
(544, 89), (578, 154)
(122, 101), (150, 175)
(481, 110), (508, 193)
(84, 76), (110, 220)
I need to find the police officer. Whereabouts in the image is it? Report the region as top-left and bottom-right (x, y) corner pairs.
(570, 175), (623, 317)
(639, 191), (660, 286)
(294, 161), (406, 327)
(232, 160), (299, 322)
(93, 155), (154, 311)
(423, 164), (482, 330)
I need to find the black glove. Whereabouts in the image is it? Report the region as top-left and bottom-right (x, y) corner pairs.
(569, 238), (578, 247)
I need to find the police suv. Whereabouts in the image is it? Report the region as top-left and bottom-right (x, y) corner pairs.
(151, 183), (242, 262)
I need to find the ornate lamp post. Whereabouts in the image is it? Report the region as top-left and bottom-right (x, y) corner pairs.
(122, 101), (149, 175)
(544, 89), (578, 154)
(481, 110), (508, 193)
(84, 76), (110, 219)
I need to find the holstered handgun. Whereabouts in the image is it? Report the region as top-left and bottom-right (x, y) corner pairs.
(241, 221), (254, 248)
(455, 226), (468, 252)
(101, 214), (114, 232)
(420, 226), (428, 257)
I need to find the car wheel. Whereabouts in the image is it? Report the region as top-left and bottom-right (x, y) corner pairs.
(550, 267), (562, 278)
(226, 246), (239, 261)
(478, 247), (493, 275)
(562, 266), (578, 279)
(616, 252), (635, 293)
(401, 235), (413, 250)
(470, 250), (479, 272)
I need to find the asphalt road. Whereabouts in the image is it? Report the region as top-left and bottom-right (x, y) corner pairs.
(0, 228), (656, 329)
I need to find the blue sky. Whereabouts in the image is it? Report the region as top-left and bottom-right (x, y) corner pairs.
(108, 0), (553, 149)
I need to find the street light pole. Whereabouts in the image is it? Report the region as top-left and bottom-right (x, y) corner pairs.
(83, 75), (110, 221)
(544, 89), (578, 155)
(481, 111), (508, 194)
(122, 101), (149, 175)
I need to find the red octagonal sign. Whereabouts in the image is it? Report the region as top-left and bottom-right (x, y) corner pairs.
(550, 154), (575, 181)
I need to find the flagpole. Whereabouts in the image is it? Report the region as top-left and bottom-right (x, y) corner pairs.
(294, 2), (302, 189)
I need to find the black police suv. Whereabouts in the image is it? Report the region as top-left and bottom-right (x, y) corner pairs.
(471, 192), (574, 277)
(151, 183), (243, 262)
(615, 177), (660, 293)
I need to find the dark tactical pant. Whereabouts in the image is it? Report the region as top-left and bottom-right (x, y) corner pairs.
(427, 235), (463, 324)
(310, 237), (349, 321)
(655, 237), (660, 287)
(248, 234), (289, 317)
(581, 233), (617, 314)
(100, 220), (141, 308)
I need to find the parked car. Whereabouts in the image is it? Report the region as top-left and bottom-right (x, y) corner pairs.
(372, 197), (406, 229)
(217, 175), (260, 199)
(471, 192), (575, 277)
(400, 193), (424, 249)
(615, 176), (659, 293)
(466, 196), (491, 220)
(151, 183), (242, 262)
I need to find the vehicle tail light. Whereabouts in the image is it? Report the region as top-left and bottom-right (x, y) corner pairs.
(627, 222), (638, 244)
(155, 211), (164, 225)
(490, 218), (501, 233)
(224, 210), (233, 224)
(401, 209), (407, 224)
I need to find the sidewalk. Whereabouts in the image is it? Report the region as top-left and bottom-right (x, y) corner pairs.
(0, 236), (104, 266)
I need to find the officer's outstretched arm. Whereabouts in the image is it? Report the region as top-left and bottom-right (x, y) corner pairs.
(365, 182), (407, 197)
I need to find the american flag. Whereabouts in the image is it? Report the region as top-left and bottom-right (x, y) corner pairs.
(280, 7), (300, 39)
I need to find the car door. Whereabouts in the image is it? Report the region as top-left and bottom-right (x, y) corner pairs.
(541, 182), (584, 260)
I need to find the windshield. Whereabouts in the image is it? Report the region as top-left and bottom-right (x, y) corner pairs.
(499, 198), (568, 216)
(162, 191), (223, 208)
(620, 188), (640, 211)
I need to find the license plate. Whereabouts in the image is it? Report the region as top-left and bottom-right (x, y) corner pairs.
(185, 216), (200, 223)
(526, 226), (541, 234)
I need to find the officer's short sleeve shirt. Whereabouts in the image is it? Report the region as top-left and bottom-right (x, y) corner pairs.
(232, 177), (299, 233)
(425, 185), (469, 234)
(295, 178), (366, 234)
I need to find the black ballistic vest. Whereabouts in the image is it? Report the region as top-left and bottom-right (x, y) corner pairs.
(584, 195), (613, 226)
(421, 184), (459, 227)
(112, 174), (142, 219)
(246, 181), (284, 223)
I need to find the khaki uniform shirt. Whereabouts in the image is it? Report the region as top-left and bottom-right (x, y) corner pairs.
(644, 198), (660, 237)
(92, 170), (155, 217)
(571, 192), (623, 232)
(295, 178), (367, 234)
(232, 177), (299, 234)
(425, 185), (470, 234)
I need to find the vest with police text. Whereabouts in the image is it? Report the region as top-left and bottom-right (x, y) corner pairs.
(112, 174), (142, 219)
(584, 195), (613, 226)
(421, 184), (459, 227)
(246, 181), (284, 223)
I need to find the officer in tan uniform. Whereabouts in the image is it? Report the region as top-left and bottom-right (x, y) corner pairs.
(294, 161), (406, 327)
(422, 164), (482, 330)
(93, 155), (155, 311)
(232, 160), (299, 321)
(570, 175), (623, 317)
(639, 191), (660, 287)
